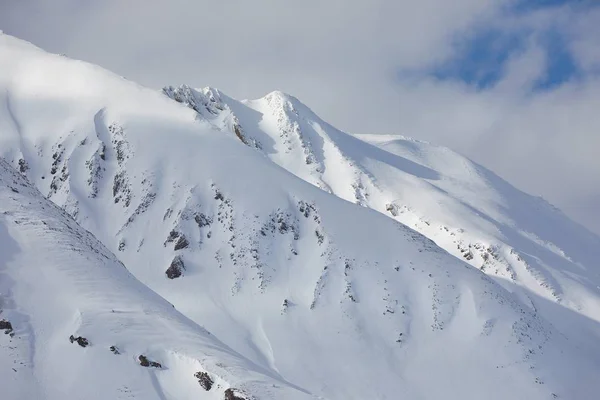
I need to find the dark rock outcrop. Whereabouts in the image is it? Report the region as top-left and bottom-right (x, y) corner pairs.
(194, 371), (214, 391)
(138, 355), (162, 368)
(165, 230), (189, 250)
(174, 235), (189, 250)
(194, 213), (212, 228)
(166, 256), (185, 279)
(69, 335), (90, 347)
(224, 388), (246, 400)
(0, 319), (13, 334)
(166, 230), (180, 243)
(18, 158), (28, 174)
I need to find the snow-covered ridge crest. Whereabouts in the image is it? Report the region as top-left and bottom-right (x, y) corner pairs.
(160, 80), (600, 348)
(1, 32), (600, 399)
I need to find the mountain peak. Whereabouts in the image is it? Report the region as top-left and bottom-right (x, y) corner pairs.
(263, 89), (295, 102)
(2, 32), (600, 399)
(261, 89), (314, 116)
(162, 84), (226, 116)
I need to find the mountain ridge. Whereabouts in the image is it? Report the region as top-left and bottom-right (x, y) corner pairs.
(1, 33), (600, 399)
(162, 82), (600, 312)
(0, 158), (314, 400)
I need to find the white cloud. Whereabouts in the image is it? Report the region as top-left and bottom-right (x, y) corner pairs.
(1, 0), (599, 234)
(567, 7), (600, 73)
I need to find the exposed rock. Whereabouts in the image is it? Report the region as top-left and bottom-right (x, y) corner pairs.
(166, 255), (185, 279)
(0, 319), (13, 334)
(165, 230), (180, 244)
(69, 335), (90, 347)
(109, 123), (129, 166)
(138, 355), (162, 368)
(112, 170), (131, 206)
(233, 124), (249, 146)
(194, 213), (212, 228)
(109, 345), (120, 355)
(18, 158), (28, 174)
(281, 298), (290, 314)
(174, 235), (189, 250)
(194, 371), (214, 391)
(124, 192), (157, 227)
(385, 203), (399, 217)
(298, 201), (319, 222)
(260, 210), (300, 240)
(315, 229), (325, 245)
(85, 155), (103, 198)
(224, 388), (246, 400)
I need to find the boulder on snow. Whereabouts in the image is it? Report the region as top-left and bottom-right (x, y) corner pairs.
(194, 213), (212, 228)
(18, 158), (28, 174)
(138, 355), (162, 368)
(166, 255), (185, 279)
(195, 371), (214, 391)
(69, 335), (90, 347)
(0, 319), (13, 334)
(224, 388), (246, 400)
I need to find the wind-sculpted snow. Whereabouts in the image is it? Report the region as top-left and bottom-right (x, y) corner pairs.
(1, 33), (600, 399)
(163, 82), (600, 365)
(0, 159), (313, 400)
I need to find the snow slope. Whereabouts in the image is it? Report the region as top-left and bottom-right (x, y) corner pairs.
(1, 33), (600, 399)
(0, 159), (312, 400)
(162, 85), (600, 353)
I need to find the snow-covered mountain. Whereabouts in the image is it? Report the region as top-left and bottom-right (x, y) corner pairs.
(162, 84), (600, 353)
(0, 159), (312, 400)
(1, 33), (600, 399)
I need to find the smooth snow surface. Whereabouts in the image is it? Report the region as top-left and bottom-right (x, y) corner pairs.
(1, 33), (600, 399)
(0, 159), (312, 400)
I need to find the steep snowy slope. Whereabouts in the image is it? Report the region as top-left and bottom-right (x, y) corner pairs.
(0, 159), (312, 400)
(2, 33), (600, 399)
(162, 85), (600, 351)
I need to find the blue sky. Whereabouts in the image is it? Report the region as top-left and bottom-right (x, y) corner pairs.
(512, 0), (579, 13)
(429, 0), (591, 91)
(430, 28), (526, 89)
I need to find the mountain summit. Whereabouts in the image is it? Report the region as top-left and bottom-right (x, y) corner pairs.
(1, 33), (600, 399)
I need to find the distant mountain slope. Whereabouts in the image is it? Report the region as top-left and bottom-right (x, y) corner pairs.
(1, 33), (600, 399)
(162, 85), (600, 351)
